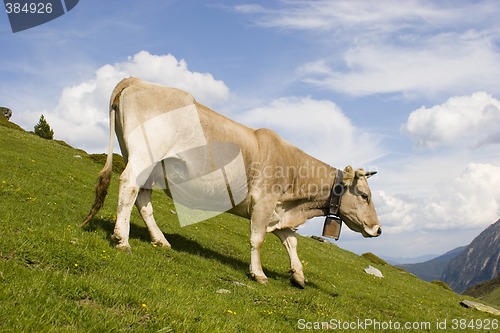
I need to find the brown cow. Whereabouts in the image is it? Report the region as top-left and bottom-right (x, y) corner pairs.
(82, 77), (381, 288)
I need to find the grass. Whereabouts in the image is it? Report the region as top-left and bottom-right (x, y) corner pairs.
(0, 123), (498, 332)
(464, 276), (500, 307)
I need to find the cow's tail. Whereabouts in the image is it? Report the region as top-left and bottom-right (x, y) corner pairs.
(80, 93), (119, 227)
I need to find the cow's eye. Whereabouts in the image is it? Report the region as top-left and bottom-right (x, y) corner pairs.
(361, 193), (370, 201)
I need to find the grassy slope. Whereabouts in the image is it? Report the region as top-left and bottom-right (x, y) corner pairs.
(482, 288), (500, 308)
(464, 276), (500, 307)
(0, 124), (498, 332)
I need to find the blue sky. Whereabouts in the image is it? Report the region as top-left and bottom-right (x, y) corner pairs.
(2, 0), (500, 259)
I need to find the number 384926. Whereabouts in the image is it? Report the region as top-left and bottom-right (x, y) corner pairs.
(5, 2), (53, 14)
(451, 318), (498, 330)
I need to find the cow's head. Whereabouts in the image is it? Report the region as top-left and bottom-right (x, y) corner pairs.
(338, 166), (382, 238)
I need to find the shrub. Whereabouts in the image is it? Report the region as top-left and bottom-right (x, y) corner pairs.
(431, 280), (453, 291)
(361, 252), (388, 266)
(89, 153), (125, 174)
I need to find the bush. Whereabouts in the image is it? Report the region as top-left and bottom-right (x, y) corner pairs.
(34, 114), (54, 140)
(89, 153), (125, 174)
(362, 252), (388, 266)
(431, 280), (453, 291)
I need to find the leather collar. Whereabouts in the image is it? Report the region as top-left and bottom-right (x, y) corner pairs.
(327, 169), (344, 216)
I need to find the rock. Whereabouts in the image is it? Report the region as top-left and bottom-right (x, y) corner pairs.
(216, 289), (231, 294)
(233, 281), (254, 289)
(364, 265), (384, 278)
(460, 300), (500, 316)
(1, 107), (12, 120)
(310, 235), (328, 243)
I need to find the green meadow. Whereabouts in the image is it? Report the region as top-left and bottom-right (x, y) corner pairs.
(0, 121), (497, 332)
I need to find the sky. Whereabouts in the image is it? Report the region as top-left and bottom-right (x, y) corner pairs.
(1, 0), (500, 259)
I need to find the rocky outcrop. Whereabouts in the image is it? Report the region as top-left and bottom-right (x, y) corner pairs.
(441, 220), (500, 293)
(460, 300), (500, 316)
(1, 107), (12, 120)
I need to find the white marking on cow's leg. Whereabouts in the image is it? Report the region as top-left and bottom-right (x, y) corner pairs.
(273, 228), (305, 288)
(135, 188), (171, 249)
(113, 165), (139, 251)
(249, 221), (268, 284)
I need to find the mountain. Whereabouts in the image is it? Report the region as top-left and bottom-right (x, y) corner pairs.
(397, 246), (467, 282)
(441, 220), (500, 293)
(383, 254), (438, 265)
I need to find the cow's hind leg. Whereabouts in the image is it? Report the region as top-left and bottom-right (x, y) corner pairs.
(273, 228), (306, 289)
(249, 220), (268, 284)
(112, 165), (139, 251)
(135, 188), (171, 249)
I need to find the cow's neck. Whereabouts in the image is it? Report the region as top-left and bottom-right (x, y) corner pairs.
(281, 155), (338, 219)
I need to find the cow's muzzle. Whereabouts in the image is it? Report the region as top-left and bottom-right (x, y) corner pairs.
(363, 225), (382, 238)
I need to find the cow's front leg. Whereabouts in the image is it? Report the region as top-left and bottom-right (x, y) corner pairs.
(135, 188), (171, 249)
(249, 219), (268, 284)
(112, 165), (139, 251)
(273, 228), (305, 288)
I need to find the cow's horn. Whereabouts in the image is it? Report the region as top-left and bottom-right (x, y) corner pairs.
(365, 171), (377, 178)
(355, 169), (377, 178)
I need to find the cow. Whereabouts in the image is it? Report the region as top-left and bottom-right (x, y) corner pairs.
(82, 77), (381, 288)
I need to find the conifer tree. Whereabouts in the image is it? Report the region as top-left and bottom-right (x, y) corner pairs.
(34, 114), (54, 140)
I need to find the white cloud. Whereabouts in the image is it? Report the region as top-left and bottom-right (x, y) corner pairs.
(375, 191), (418, 234)
(235, 96), (384, 167)
(402, 92), (500, 149)
(17, 51), (229, 153)
(235, 0), (468, 32)
(376, 163), (500, 233)
(299, 32), (500, 97)
(236, 1), (500, 98)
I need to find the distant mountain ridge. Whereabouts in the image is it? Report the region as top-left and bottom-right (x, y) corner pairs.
(396, 246), (467, 282)
(441, 219), (500, 293)
(382, 254), (438, 265)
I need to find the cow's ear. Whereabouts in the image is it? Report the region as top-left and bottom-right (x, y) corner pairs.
(342, 165), (355, 186)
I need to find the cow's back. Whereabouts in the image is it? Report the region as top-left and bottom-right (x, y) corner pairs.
(115, 78), (196, 136)
(112, 78), (329, 217)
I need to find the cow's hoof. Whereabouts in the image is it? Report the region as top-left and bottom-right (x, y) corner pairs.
(290, 270), (306, 289)
(111, 233), (131, 252)
(115, 243), (132, 253)
(152, 240), (171, 250)
(255, 276), (269, 284)
(249, 273), (268, 285)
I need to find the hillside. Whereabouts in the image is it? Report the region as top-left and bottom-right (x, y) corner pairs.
(441, 220), (500, 293)
(398, 246), (467, 282)
(0, 123), (497, 332)
(464, 275), (500, 307)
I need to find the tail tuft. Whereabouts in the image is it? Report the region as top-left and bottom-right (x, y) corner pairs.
(81, 101), (118, 227)
(80, 166), (113, 227)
